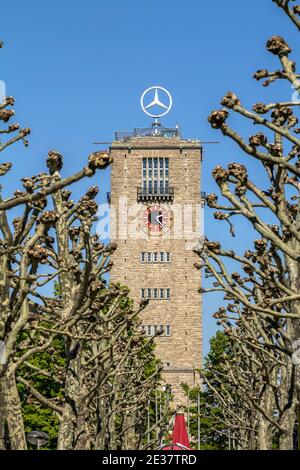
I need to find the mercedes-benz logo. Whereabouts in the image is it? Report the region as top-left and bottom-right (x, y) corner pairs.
(140, 86), (172, 118)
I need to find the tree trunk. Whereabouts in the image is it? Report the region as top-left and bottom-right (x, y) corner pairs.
(123, 413), (136, 450)
(258, 417), (271, 450)
(258, 386), (273, 450)
(278, 354), (297, 450)
(95, 397), (108, 450)
(0, 371), (27, 450)
(57, 342), (89, 450)
(279, 409), (295, 451)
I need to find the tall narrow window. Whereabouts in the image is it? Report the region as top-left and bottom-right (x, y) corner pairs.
(142, 158), (169, 195)
(160, 179), (164, 195)
(141, 289), (145, 299)
(153, 288), (158, 299)
(142, 158), (147, 177)
(160, 252), (164, 262)
(147, 325), (152, 336)
(165, 159), (169, 178)
(159, 158), (164, 178)
(166, 288), (170, 300)
(147, 288), (152, 299)
(142, 158), (147, 193)
(154, 158), (158, 177)
(166, 252), (170, 262)
(166, 325), (171, 337)
(153, 252), (158, 262)
(159, 288), (164, 300)
(149, 160), (152, 194)
(141, 252), (145, 263)
(147, 252), (152, 263)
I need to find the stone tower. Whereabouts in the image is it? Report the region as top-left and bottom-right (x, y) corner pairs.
(109, 90), (202, 405)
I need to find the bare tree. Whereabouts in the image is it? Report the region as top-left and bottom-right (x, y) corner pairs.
(197, 240), (297, 449)
(196, 0), (300, 450)
(0, 41), (110, 449)
(1, 39), (167, 451)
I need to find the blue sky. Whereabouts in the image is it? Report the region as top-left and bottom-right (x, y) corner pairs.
(0, 0), (297, 355)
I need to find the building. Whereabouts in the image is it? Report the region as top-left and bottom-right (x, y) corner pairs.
(109, 87), (202, 405)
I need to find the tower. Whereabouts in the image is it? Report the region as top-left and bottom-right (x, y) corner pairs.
(109, 87), (202, 405)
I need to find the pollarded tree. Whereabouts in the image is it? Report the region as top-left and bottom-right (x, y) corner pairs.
(18, 281), (165, 450)
(4, 150), (164, 450)
(0, 40), (111, 449)
(182, 331), (231, 450)
(198, 0), (300, 450)
(197, 239), (298, 449)
(1, 40), (166, 451)
(0, 151), (110, 451)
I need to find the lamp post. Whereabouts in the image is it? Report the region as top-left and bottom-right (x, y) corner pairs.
(26, 431), (49, 450)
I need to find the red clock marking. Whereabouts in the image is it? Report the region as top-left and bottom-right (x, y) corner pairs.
(144, 205), (168, 231)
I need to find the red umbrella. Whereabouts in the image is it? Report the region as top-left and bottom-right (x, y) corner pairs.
(158, 413), (191, 450)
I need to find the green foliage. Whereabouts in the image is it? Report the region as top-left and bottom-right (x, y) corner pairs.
(182, 331), (231, 450)
(17, 336), (66, 450)
(204, 330), (230, 373)
(22, 406), (60, 450)
(53, 281), (62, 299)
(17, 282), (164, 450)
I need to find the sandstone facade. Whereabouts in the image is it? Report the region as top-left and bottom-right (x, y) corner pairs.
(109, 135), (202, 406)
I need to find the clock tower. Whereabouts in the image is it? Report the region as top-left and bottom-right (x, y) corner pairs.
(109, 87), (202, 405)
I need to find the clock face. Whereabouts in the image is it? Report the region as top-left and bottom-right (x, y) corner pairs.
(144, 205), (168, 232)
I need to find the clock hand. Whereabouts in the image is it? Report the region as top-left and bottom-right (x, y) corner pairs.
(156, 214), (164, 227)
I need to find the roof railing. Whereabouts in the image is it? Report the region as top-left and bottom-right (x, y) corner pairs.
(115, 127), (180, 141)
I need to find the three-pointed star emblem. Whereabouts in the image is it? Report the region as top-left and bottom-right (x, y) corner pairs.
(141, 86), (173, 118)
(144, 88), (169, 111)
